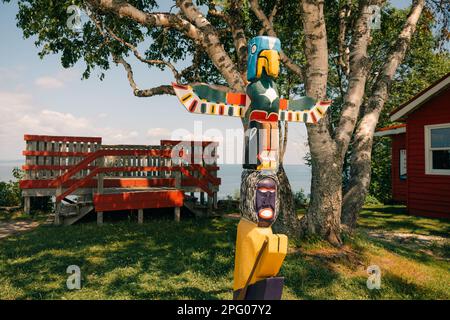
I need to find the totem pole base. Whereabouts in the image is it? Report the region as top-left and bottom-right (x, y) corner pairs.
(233, 277), (284, 300)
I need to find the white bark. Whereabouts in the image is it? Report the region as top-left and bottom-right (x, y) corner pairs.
(335, 1), (380, 158)
(342, 0), (426, 228)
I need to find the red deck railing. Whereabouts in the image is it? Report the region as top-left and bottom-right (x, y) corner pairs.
(20, 134), (220, 205)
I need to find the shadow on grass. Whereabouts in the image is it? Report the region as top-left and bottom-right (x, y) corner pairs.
(360, 206), (450, 237)
(281, 251), (341, 300)
(361, 233), (450, 264)
(1, 212), (448, 300)
(0, 217), (236, 299)
(0, 216), (343, 300)
(380, 272), (450, 299)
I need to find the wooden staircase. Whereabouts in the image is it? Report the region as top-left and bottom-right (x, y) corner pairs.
(183, 195), (209, 217)
(58, 200), (94, 226)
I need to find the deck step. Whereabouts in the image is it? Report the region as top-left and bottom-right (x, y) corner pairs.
(62, 204), (94, 226)
(93, 189), (184, 212)
(56, 201), (95, 226)
(183, 200), (209, 217)
(59, 202), (93, 216)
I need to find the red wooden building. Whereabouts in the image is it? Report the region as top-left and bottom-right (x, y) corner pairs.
(375, 73), (450, 219)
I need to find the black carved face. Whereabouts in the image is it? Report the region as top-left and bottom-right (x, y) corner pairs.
(255, 177), (277, 227)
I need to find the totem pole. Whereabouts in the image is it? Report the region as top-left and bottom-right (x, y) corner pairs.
(172, 36), (331, 300)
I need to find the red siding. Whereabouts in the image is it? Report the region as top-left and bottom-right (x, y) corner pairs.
(391, 133), (407, 203)
(93, 190), (184, 212)
(406, 88), (450, 218)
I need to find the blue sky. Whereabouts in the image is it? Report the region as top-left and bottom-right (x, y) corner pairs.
(0, 0), (409, 163)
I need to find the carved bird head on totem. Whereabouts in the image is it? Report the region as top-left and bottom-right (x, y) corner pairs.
(247, 36), (281, 82)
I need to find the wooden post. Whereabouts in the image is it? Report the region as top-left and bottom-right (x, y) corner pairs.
(54, 185), (62, 225)
(45, 140), (52, 179)
(174, 207), (181, 222)
(29, 140), (37, 180)
(97, 156), (105, 195)
(208, 194), (213, 216)
(213, 192), (218, 210)
(200, 192), (205, 205)
(24, 196), (31, 215)
(38, 140), (45, 179)
(174, 170), (181, 222)
(97, 212), (103, 225)
(174, 171), (181, 189)
(138, 209), (144, 224)
(54, 202), (61, 225)
(207, 183), (214, 216)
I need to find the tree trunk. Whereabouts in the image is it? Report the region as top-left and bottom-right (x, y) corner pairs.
(341, 122), (375, 228)
(299, 0), (342, 246)
(341, 0), (425, 229)
(302, 133), (343, 246)
(272, 165), (300, 237)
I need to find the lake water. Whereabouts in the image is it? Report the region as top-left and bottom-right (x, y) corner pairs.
(0, 162), (311, 199)
(217, 164), (310, 199)
(0, 161), (23, 182)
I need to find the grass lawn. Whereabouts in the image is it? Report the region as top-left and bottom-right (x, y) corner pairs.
(0, 206), (448, 300)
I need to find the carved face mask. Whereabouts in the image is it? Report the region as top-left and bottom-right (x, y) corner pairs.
(255, 177), (277, 227)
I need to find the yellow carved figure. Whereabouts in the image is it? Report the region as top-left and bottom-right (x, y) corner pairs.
(256, 49), (280, 79)
(233, 218), (287, 292)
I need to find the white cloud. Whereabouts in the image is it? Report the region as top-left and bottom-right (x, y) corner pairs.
(34, 76), (65, 89)
(146, 127), (171, 138)
(146, 127), (172, 145)
(34, 69), (79, 89)
(0, 66), (26, 84)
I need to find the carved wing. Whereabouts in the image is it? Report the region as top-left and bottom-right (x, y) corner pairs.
(278, 97), (332, 124)
(172, 83), (248, 118)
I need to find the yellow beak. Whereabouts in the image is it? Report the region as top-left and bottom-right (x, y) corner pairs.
(256, 50), (280, 79)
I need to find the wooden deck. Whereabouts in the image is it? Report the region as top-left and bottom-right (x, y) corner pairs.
(20, 135), (220, 225)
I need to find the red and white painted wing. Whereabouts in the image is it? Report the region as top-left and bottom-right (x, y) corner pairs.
(278, 100), (332, 124)
(172, 83), (247, 118)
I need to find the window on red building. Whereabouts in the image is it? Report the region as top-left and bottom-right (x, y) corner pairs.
(425, 124), (450, 175)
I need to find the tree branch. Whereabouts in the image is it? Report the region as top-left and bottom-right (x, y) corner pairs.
(208, 2), (248, 78)
(258, 0), (279, 35)
(368, 0), (426, 113)
(105, 27), (181, 81)
(337, 0), (352, 75)
(335, 1), (384, 157)
(175, 0), (245, 91)
(248, 0), (304, 80)
(87, 0), (245, 91)
(86, 8), (176, 98)
(86, 0), (203, 42)
(341, 0), (426, 227)
(226, 1), (248, 79)
(113, 55), (175, 97)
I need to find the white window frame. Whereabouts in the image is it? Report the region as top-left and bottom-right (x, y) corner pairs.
(424, 123), (450, 175)
(399, 149), (407, 179)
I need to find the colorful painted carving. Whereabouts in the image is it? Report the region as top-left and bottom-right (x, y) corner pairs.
(172, 36), (331, 171)
(172, 36), (331, 300)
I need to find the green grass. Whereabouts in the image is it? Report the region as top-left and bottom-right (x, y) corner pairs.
(358, 205), (449, 237)
(0, 206), (448, 300)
